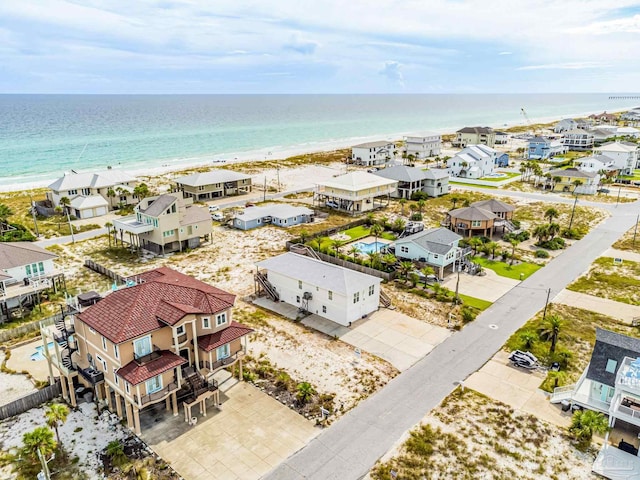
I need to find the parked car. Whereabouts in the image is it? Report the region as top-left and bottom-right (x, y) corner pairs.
(245, 202), (256, 208)
(410, 270), (440, 284)
(211, 213), (224, 221)
(325, 200), (339, 208)
(367, 168), (379, 172)
(208, 205), (220, 212)
(597, 188), (610, 194)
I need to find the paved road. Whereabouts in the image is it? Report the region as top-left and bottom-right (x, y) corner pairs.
(264, 202), (640, 479)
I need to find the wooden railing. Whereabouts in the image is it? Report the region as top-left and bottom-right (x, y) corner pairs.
(134, 345), (162, 365)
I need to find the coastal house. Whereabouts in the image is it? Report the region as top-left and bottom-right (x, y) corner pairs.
(447, 144), (499, 179)
(392, 228), (465, 279)
(255, 252), (381, 326)
(527, 136), (568, 160)
(592, 128), (617, 144)
(47, 169), (138, 218)
(575, 155), (618, 175)
(372, 166), (449, 199)
(589, 111), (618, 124)
(494, 131), (509, 145)
(174, 169), (252, 201)
(232, 204), (314, 230)
(562, 129), (595, 151)
(112, 191), (211, 255)
(351, 141), (395, 166)
(0, 242), (65, 323)
(621, 109), (640, 125)
(554, 119), (578, 134)
(315, 171), (397, 215)
(617, 127), (640, 139)
(404, 133), (442, 159)
(443, 199), (516, 239)
(452, 127), (496, 148)
(594, 142), (638, 175)
(548, 168), (600, 194)
(39, 266), (253, 434)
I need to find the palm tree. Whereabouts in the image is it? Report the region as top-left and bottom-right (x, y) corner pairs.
(509, 238), (520, 266)
(369, 252), (383, 270)
(331, 239), (343, 257)
(539, 314), (563, 354)
(572, 179), (583, 193)
(106, 440), (128, 468)
(0, 203), (13, 228)
(485, 241), (498, 259)
(552, 176), (562, 190)
(378, 216), (389, 229)
(544, 207), (559, 224)
(398, 261), (414, 282)
(450, 195), (461, 210)
(299, 229), (310, 245)
(408, 272), (420, 288)
(20, 426), (56, 467)
(420, 266), (435, 288)
(105, 221), (113, 247)
(383, 253), (397, 270)
(533, 224), (550, 243)
(547, 222), (560, 240)
(468, 237), (483, 255)
(45, 403), (69, 445)
(59, 196), (71, 212)
(349, 245), (360, 262)
(398, 198), (408, 216)
(296, 382), (316, 404)
(569, 410), (610, 448)
(106, 188), (116, 208)
(417, 199), (426, 215)
(370, 223), (384, 252)
(308, 239), (321, 252)
(519, 331), (537, 349)
(133, 183), (150, 199)
(392, 217), (406, 234)
(59, 196), (74, 241)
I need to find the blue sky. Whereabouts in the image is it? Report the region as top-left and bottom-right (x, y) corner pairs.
(1, 0), (640, 93)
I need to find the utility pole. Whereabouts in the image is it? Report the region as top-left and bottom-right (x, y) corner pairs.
(29, 194), (40, 237)
(65, 207), (75, 243)
(542, 288), (551, 320)
(616, 186), (622, 207)
(263, 177), (267, 202)
(454, 256), (461, 305)
(568, 194), (578, 231)
(276, 166), (281, 193)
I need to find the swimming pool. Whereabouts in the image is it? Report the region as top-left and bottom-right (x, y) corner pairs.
(352, 241), (388, 255)
(31, 336), (74, 361)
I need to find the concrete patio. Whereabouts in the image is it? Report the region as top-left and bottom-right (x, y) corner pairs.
(441, 267), (519, 303)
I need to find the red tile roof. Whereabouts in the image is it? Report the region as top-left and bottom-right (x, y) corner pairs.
(77, 267), (236, 344)
(198, 321), (254, 352)
(117, 350), (186, 386)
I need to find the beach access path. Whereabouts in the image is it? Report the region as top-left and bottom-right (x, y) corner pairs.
(263, 199), (639, 479)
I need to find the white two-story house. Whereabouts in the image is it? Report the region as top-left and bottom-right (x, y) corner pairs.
(594, 142), (638, 175)
(351, 141), (395, 167)
(404, 133), (442, 159)
(447, 144), (498, 179)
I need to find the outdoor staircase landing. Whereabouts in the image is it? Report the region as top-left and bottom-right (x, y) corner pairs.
(255, 272), (280, 302)
(379, 289), (393, 308)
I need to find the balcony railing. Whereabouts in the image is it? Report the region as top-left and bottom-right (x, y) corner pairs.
(199, 351), (242, 372)
(616, 357), (640, 395)
(78, 367), (105, 385)
(176, 332), (188, 345)
(134, 345), (162, 366)
(611, 397), (640, 426)
(136, 382), (178, 406)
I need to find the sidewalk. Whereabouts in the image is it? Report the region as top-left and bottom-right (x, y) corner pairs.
(604, 247), (640, 263)
(554, 289), (640, 324)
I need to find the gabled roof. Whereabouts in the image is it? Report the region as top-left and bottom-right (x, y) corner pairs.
(77, 267), (236, 344)
(0, 242), (57, 270)
(256, 253), (380, 296)
(450, 145), (498, 163)
(48, 170), (136, 191)
(456, 126), (494, 134)
(198, 321), (254, 352)
(175, 169), (251, 187)
(181, 204), (210, 226)
(117, 350), (187, 386)
(549, 168), (597, 179)
(529, 136), (550, 144)
(235, 204), (313, 222)
(70, 195), (109, 209)
(372, 165), (427, 183)
(352, 141), (393, 149)
(471, 199), (515, 213)
(395, 227), (462, 255)
(448, 205), (496, 221)
(563, 129), (594, 136)
(140, 194), (177, 217)
(423, 169), (449, 180)
(587, 328), (640, 387)
(317, 172), (397, 192)
(597, 141), (638, 153)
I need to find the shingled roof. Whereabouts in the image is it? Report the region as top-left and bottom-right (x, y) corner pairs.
(471, 199), (515, 214)
(448, 205), (497, 221)
(587, 328), (640, 388)
(0, 242), (57, 270)
(77, 267), (236, 344)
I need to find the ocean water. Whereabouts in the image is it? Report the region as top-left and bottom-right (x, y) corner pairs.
(0, 94), (638, 189)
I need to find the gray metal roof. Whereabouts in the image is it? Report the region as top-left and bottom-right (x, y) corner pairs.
(0, 242), (57, 270)
(175, 169), (251, 187)
(256, 253), (380, 296)
(423, 169), (449, 180)
(352, 141), (393, 149)
(372, 166), (427, 183)
(457, 126), (494, 134)
(141, 194), (177, 217)
(48, 169), (136, 191)
(587, 328), (640, 387)
(235, 204), (313, 222)
(395, 227), (461, 255)
(549, 168), (597, 179)
(471, 199), (515, 213)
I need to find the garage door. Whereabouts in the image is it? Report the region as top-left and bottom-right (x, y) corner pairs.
(95, 206), (108, 216)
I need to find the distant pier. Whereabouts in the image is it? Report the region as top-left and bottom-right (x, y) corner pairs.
(609, 96), (640, 100)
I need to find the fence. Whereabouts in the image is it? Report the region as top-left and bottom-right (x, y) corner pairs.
(84, 259), (127, 285)
(0, 320), (42, 344)
(0, 381), (62, 420)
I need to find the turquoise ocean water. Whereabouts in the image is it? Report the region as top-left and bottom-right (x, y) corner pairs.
(0, 94), (638, 189)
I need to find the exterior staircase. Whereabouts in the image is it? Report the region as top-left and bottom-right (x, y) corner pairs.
(290, 243), (321, 260)
(550, 384), (576, 403)
(503, 220), (519, 233)
(255, 272), (280, 302)
(379, 289), (392, 308)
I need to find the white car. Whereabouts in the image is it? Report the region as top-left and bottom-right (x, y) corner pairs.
(208, 205), (220, 212)
(211, 213), (224, 221)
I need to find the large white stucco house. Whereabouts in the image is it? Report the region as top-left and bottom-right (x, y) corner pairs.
(447, 145), (498, 179)
(404, 133), (442, 159)
(351, 141), (395, 167)
(594, 141), (639, 174)
(255, 253), (381, 326)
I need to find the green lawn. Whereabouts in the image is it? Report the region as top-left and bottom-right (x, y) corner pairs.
(472, 256), (542, 280)
(314, 226), (395, 251)
(342, 225), (371, 240)
(478, 172), (520, 182)
(617, 169), (640, 181)
(457, 293), (493, 311)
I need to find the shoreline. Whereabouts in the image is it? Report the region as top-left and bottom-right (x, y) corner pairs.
(0, 106), (629, 195)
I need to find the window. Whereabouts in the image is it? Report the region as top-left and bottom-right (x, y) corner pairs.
(88, 326), (96, 334)
(133, 336), (152, 358)
(471, 220), (482, 227)
(606, 359), (618, 374)
(353, 292), (360, 304)
(113, 368), (119, 385)
(328, 291), (333, 300)
(322, 306), (327, 313)
(119, 195), (127, 202)
(369, 285), (375, 296)
(176, 325), (185, 335)
(68, 189), (77, 195)
(82, 188), (90, 195)
(298, 280), (303, 290)
(202, 317), (211, 329)
(114, 344), (119, 360)
(163, 229), (175, 237)
(125, 382), (130, 394)
(296, 295), (300, 303)
(400, 246), (409, 254)
(145, 375), (162, 394)
(216, 312), (227, 326)
(216, 344), (230, 361)
(95, 354), (107, 372)
(102, 336), (107, 351)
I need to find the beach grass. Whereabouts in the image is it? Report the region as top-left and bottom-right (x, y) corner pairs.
(567, 256), (640, 305)
(472, 256), (541, 280)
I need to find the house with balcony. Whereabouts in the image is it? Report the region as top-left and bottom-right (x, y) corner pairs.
(548, 168), (600, 195)
(315, 172), (397, 215)
(447, 145), (499, 179)
(372, 166), (449, 199)
(39, 266), (253, 435)
(594, 141), (638, 175)
(443, 199), (516, 239)
(392, 228), (466, 279)
(452, 127), (496, 148)
(528, 136), (568, 160)
(174, 169), (252, 201)
(112, 191), (211, 255)
(562, 129), (595, 151)
(494, 131), (509, 145)
(255, 252), (381, 327)
(575, 155), (618, 175)
(0, 242), (65, 323)
(232, 204), (314, 230)
(404, 133), (442, 159)
(47, 169), (138, 218)
(589, 111), (618, 125)
(351, 141), (395, 166)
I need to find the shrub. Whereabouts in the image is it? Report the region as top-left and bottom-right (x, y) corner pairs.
(275, 371), (291, 389)
(461, 306), (476, 323)
(410, 191), (429, 201)
(410, 213), (423, 221)
(537, 237), (565, 250)
(562, 228), (585, 240)
(504, 230), (530, 242)
(535, 249), (550, 258)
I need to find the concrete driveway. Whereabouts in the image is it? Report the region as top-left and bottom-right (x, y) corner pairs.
(441, 268), (519, 302)
(141, 382), (317, 480)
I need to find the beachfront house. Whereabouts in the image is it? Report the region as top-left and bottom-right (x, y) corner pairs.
(47, 169), (138, 219)
(592, 128), (617, 144)
(452, 127), (496, 148)
(315, 171), (397, 215)
(372, 165), (449, 199)
(351, 141), (395, 167)
(447, 145), (498, 179)
(494, 131), (509, 145)
(39, 266), (253, 434)
(232, 204), (314, 230)
(255, 252), (381, 326)
(392, 228), (464, 279)
(589, 111), (618, 125)
(575, 155), (618, 175)
(562, 129), (595, 151)
(443, 199), (516, 239)
(621, 109), (640, 125)
(554, 119), (578, 134)
(548, 168), (600, 194)
(617, 127), (640, 139)
(594, 142), (638, 175)
(0, 242), (65, 323)
(528, 136), (568, 160)
(403, 133), (442, 159)
(112, 191), (211, 255)
(174, 169), (252, 201)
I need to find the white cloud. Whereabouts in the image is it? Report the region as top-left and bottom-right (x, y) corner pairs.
(499, 51), (512, 55)
(283, 33), (319, 55)
(570, 14), (640, 35)
(379, 61), (404, 87)
(518, 62), (609, 71)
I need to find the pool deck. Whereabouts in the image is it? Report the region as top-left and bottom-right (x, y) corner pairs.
(350, 236), (392, 253)
(6, 339), (51, 382)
